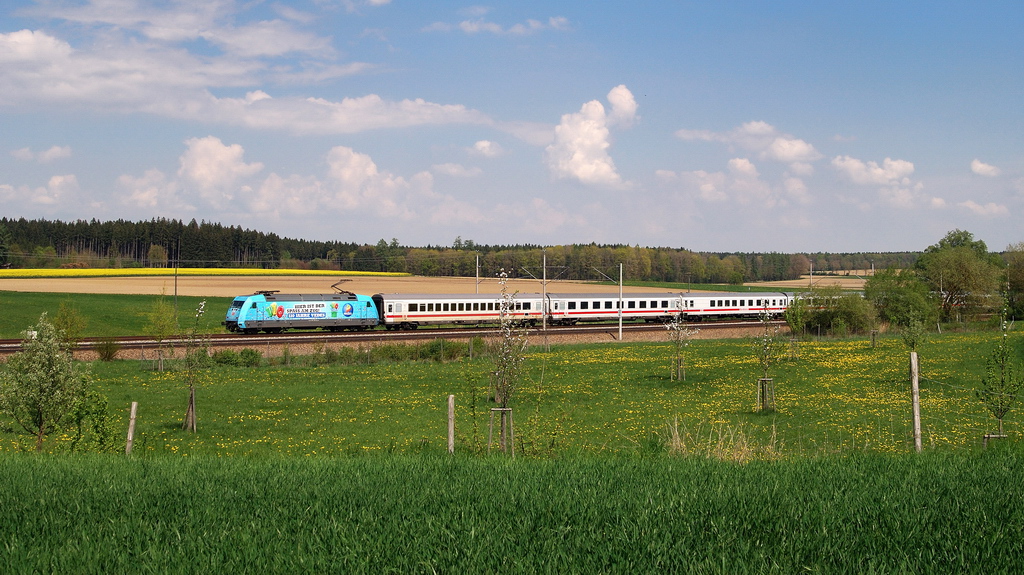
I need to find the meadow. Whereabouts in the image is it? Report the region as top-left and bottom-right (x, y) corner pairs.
(0, 291), (230, 338)
(1, 330), (1015, 457)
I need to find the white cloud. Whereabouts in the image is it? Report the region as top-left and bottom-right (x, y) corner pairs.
(832, 156), (914, 186)
(727, 157), (759, 178)
(470, 140), (503, 157)
(38, 146), (73, 163)
(970, 159), (1001, 177)
(676, 120), (822, 172)
(10, 148), (34, 161)
(119, 169), (189, 211)
(33, 1), (333, 58)
(0, 23), (491, 136)
(831, 155), (941, 209)
(783, 177), (811, 205)
(426, 15), (570, 35)
(432, 163), (481, 177)
(663, 157), (806, 208)
(177, 136), (264, 210)
(31, 174), (79, 205)
(679, 170), (727, 202)
(606, 84), (638, 127)
(546, 86), (637, 187)
(959, 200), (1008, 216)
(10, 145), (71, 163)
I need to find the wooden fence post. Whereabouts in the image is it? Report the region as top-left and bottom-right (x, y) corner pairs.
(447, 394), (455, 454)
(125, 401), (138, 455)
(910, 352), (921, 453)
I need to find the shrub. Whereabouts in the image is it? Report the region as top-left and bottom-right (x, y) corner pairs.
(212, 350), (241, 366)
(239, 348), (262, 368)
(94, 338), (121, 362)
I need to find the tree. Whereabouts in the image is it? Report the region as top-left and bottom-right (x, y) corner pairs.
(146, 293), (177, 371)
(665, 314), (698, 381)
(0, 314), (90, 451)
(181, 301), (209, 432)
(148, 244), (168, 267)
(1006, 242), (1024, 321)
(916, 230), (1002, 321)
(493, 271), (527, 407)
(0, 223), (11, 267)
(975, 310), (1023, 435)
(53, 300), (87, 345)
(784, 295), (808, 338)
(491, 270), (528, 453)
(753, 311), (786, 412)
(864, 267), (935, 328)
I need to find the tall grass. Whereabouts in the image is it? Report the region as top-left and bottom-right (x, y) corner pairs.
(1, 450), (1022, 573)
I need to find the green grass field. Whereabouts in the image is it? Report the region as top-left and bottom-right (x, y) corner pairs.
(1, 451), (1022, 572)
(0, 291), (231, 338)
(2, 330), (1017, 457)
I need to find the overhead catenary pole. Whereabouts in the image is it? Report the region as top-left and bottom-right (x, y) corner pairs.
(618, 263), (623, 341)
(542, 251), (548, 351)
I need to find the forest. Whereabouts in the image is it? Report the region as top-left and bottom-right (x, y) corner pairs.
(0, 216), (919, 284)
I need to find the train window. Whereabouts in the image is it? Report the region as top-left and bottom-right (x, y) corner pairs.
(523, 302), (531, 310)
(581, 302), (589, 310)
(456, 303), (463, 311)
(568, 301), (576, 310)
(710, 300), (715, 307)
(772, 299), (777, 306)
(387, 304), (393, 313)
(650, 300), (657, 308)
(514, 302), (522, 311)
(605, 301), (613, 309)
(740, 300), (745, 307)
(639, 301), (647, 309)
(441, 303), (448, 312)
(251, 302), (257, 309)
(553, 302), (560, 310)
(488, 302), (495, 311)
(628, 301), (636, 308)
(661, 300), (668, 308)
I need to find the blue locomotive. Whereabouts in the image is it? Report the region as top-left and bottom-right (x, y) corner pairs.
(223, 290), (379, 334)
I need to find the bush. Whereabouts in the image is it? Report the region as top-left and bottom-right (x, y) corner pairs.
(212, 350), (241, 366)
(239, 348), (262, 368)
(94, 338), (121, 362)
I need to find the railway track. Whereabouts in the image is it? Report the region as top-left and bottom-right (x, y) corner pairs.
(0, 319), (783, 356)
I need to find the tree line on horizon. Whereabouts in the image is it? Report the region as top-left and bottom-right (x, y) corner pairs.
(0, 216), (932, 284)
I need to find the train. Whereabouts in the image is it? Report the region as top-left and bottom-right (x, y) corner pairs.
(223, 288), (795, 334)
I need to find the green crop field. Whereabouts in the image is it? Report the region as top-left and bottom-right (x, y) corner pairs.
(1, 451), (1023, 572)
(0, 291), (231, 338)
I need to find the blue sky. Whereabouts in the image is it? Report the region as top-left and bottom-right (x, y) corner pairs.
(1, 1), (1021, 253)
